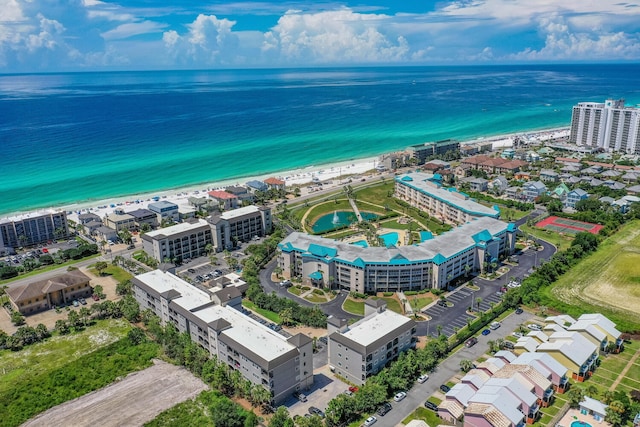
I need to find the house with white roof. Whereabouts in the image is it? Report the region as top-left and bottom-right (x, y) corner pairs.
(132, 270), (313, 405)
(579, 397), (608, 423)
(438, 383), (476, 423)
(536, 331), (599, 382)
(513, 352), (569, 395)
(572, 313), (623, 352)
(465, 389), (526, 427)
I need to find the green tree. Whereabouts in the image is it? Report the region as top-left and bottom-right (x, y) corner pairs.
(567, 386), (585, 408)
(95, 261), (108, 276)
(460, 359), (474, 373)
(210, 398), (247, 427)
(79, 307), (92, 327)
(93, 284), (105, 299)
(128, 327), (147, 345)
(116, 280), (133, 296)
(11, 311), (25, 326)
(55, 319), (70, 334)
(269, 406), (293, 427)
(119, 295), (140, 322)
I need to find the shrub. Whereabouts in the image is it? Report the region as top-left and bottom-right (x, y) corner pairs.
(383, 292), (394, 297)
(404, 291), (418, 296)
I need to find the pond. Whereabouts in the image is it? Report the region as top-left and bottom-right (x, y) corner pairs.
(312, 211), (379, 233)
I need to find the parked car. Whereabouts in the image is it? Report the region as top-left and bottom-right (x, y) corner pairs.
(515, 307), (524, 314)
(437, 300), (448, 307)
(528, 323), (542, 331)
(279, 279), (292, 287)
(490, 321), (501, 330)
(364, 416), (377, 427)
(79, 297), (87, 305)
(349, 386), (359, 393)
(343, 390), (354, 397)
(377, 402), (392, 416)
(481, 329), (491, 336)
(424, 401), (439, 412)
(465, 337), (478, 347)
(393, 391), (407, 402)
(293, 392), (307, 402)
(501, 341), (515, 350)
(72, 300), (79, 307)
(417, 374), (429, 383)
(308, 407), (324, 418)
(512, 332), (524, 338)
(188, 268), (196, 274)
(92, 294), (100, 301)
(440, 384), (451, 393)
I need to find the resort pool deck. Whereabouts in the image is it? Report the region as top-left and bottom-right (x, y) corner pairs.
(571, 421), (593, 427)
(557, 409), (609, 427)
(380, 232), (399, 247)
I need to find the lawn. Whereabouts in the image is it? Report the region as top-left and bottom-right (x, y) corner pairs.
(288, 286), (303, 296)
(305, 293), (329, 303)
(302, 199), (354, 223)
(373, 296), (403, 313)
(402, 407), (450, 427)
(89, 263), (133, 283)
(0, 319), (159, 427)
(518, 224), (574, 252)
(342, 298), (365, 315)
(242, 300), (281, 323)
(540, 220), (640, 332)
(406, 295), (435, 311)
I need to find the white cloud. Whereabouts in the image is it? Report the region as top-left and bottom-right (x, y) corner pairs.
(163, 14), (239, 65)
(26, 14), (65, 52)
(263, 9), (410, 64)
(511, 15), (640, 60)
(101, 21), (166, 40)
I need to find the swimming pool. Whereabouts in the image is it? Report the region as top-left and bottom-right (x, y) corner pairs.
(571, 421), (593, 427)
(380, 232), (399, 247)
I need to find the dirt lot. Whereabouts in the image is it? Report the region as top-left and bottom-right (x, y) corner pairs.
(22, 360), (208, 427)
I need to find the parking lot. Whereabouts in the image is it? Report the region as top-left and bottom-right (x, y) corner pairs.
(286, 366), (353, 418)
(422, 286), (505, 338)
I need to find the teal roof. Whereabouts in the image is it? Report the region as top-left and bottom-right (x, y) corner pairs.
(309, 271), (323, 280)
(433, 254), (446, 265)
(307, 243), (337, 258)
(432, 174), (442, 181)
(506, 223), (517, 232)
(401, 175), (414, 182)
(472, 230), (493, 243)
(390, 253), (408, 264)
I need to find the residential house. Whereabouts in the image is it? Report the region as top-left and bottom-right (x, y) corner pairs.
(128, 208), (158, 230)
(103, 209), (136, 232)
(525, 151), (541, 163)
(560, 164), (582, 174)
(7, 270), (92, 315)
(468, 177), (489, 192)
(602, 180), (626, 191)
(627, 184), (640, 195)
(495, 160), (528, 175)
(246, 180), (268, 193)
(600, 169), (622, 178)
(479, 157), (509, 174)
(581, 165), (603, 175)
(621, 172), (640, 183)
(514, 171), (531, 181)
(565, 189), (589, 208)
(264, 177), (286, 191)
(535, 331), (599, 382)
(522, 181), (547, 201)
(579, 397), (608, 423)
(505, 186), (521, 200)
(501, 148), (516, 159)
(461, 155), (492, 170)
(552, 183), (570, 201)
(149, 201), (180, 224)
(94, 226), (118, 242)
(225, 186), (254, 204)
(328, 301), (416, 385)
(539, 170), (560, 183)
(208, 190), (240, 210)
(489, 176), (509, 195)
(77, 213), (101, 225)
(454, 164), (472, 179)
(563, 176), (581, 185)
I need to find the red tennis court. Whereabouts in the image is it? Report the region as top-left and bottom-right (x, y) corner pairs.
(535, 216), (603, 235)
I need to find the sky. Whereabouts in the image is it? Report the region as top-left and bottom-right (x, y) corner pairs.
(1, 0), (639, 73)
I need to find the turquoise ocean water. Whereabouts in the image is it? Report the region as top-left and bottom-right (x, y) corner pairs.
(1, 64), (639, 216)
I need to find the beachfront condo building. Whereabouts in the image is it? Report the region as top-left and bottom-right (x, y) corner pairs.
(394, 172), (500, 225)
(569, 99), (640, 154)
(407, 139), (460, 165)
(278, 216), (516, 292)
(328, 300), (416, 385)
(208, 205), (272, 251)
(148, 201), (180, 224)
(0, 210), (68, 252)
(142, 218), (213, 262)
(132, 270), (313, 405)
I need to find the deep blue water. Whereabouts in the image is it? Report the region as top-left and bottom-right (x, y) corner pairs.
(1, 64), (639, 215)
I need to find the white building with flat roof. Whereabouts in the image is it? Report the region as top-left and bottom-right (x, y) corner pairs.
(208, 205), (272, 251)
(132, 270), (313, 405)
(142, 219), (213, 262)
(570, 99), (640, 154)
(328, 301), (416, 385)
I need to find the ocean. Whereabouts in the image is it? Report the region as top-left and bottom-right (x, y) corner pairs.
(1, 64), (639, 216)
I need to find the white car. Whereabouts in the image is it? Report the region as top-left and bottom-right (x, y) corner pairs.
(364, 416), (377, 427)
(512, 332), (524, 338)
(417, 374), (429, 383)
(528, 324), (542, 331)
(394, 391), (407, 402)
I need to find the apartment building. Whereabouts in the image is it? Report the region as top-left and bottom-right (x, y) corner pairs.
(142, 219), (213, 262)
(394, 173), (500, 225)
(328, 300), (416, 385)
(132, 270), (313, 405)
(103, 209), (136, 232)
(279, 216), (516, 292)
(128, 208), (159, 230)
(148, 201), (180, 224)
(407, 139), (460, 165)
(569, 99), (640, 154)
(0, 210), (68, 251)
(208, 205), (272, 251)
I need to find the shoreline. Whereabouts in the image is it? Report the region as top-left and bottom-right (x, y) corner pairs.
(1, 125), (569, 222)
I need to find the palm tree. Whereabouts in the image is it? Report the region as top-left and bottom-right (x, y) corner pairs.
(460, 359), (474, 372)
(475, 297), (483, 312)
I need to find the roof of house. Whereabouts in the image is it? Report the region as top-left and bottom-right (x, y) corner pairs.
(512, 352), (568, 379)
(580, 396), (608, 416)
(462, 369), (491, 389)
(264, 177), (285, 185)
(446, 383), (477, 406)
(246, 180), (268, 191)
(438, 400), (465, 419)
(8, 270), (90, 303)
(576, 313), (621, 339)
(494, 350), (517, 363)
(493, 364), (552, 391)
(208, 190), (238, 200)
(537, 331), (597, 366)
(465, 403), (512, 427)
(468, 388), (524, 426)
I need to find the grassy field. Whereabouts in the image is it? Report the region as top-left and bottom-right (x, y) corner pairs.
(518, 224), (574, 252)
(0, 319), (159, 427)
(372, 296), (403, 313)
(541, 220), (640, 332)
(402, 407), (449, 426)
(242, 300), (281, 323)
(88, 264), (133, 282)
(342, 298), (365, 315)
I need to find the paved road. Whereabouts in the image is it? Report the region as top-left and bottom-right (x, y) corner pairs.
(376, 310), (536, 427)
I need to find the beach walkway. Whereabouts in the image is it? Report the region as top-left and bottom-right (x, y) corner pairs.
(348, 197), (363, 222)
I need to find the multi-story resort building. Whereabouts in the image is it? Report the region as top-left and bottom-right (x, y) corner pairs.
(208, 205), (272, 251)
(0, 210), (68, 252)
(328, 300), (416, 385)
(394, 173), (500, 225)
(132, 270), (313, 405)
(278, 216), (516, 292)
(569, 99), (640, 153)
(407, 139), (460, 165)
(142, 219), (213, 262)
(103, 209), (136, 233)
